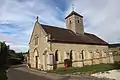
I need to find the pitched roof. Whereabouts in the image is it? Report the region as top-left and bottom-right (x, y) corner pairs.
(41, 24), (108, 45)
(65, 11), (83, 19)
(109, 43), (120, 48)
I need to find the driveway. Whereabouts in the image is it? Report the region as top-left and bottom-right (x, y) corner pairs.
(7, 64), (51, 80)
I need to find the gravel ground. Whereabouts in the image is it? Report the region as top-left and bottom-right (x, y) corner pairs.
(91, 70), (120, 80)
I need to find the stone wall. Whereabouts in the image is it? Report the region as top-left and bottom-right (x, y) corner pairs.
(113, 55), (120, 62)
(29, 22), (50, 70)
(51, 42), (110, 68)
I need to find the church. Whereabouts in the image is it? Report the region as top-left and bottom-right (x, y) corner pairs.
(28, 11), (111, 70)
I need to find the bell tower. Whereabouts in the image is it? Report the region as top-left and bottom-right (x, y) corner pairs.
(65, 11), (84, 34)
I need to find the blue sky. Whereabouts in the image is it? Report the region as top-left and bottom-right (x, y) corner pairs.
(0, 0), (120, 52)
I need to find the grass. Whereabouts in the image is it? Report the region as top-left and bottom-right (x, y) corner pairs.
(47, 63), (117, 75)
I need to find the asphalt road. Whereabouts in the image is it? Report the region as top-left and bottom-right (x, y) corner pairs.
(7, 64), (105, 80)
(7, 68), (51, 80)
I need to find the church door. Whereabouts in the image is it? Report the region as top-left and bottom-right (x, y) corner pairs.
(35, 56), (38, 69)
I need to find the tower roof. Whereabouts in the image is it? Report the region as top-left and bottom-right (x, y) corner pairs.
(65, 11), (83, 19)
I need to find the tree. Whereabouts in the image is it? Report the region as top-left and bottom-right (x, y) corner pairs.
(8, 50), (17, 59)
(0, 41), (9, 69)
(16, 51), (28, 62)
(16, 53), (24, 61)
(0, 41), (9, 80)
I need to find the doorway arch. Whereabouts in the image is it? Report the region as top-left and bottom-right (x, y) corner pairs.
(34, 49), (39, 69)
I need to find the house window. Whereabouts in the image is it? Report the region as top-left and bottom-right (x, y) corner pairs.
(55, 50), (58, 61)
(35, 37), (38, 45)
(70, 50), (72, 60)
(78, 20), (79, 23)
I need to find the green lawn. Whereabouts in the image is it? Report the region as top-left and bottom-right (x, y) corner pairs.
(47, 63), (118, 75)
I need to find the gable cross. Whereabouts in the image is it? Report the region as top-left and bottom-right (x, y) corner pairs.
(36, 16), (39, 21)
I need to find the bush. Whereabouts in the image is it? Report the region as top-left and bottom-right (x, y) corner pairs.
(7, 58), (22, 65)
(113, 61), (120, 69)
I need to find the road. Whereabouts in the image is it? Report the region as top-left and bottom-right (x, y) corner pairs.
(7, 64), (107, 80)
(7, 68), (51, 80)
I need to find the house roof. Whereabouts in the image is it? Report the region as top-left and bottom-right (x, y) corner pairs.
(41, 24), (108, 45)
(109, 43), (120, 48)
(65, 11), (83, 19)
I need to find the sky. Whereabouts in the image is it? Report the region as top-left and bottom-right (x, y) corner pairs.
(0, 0), (120, 52)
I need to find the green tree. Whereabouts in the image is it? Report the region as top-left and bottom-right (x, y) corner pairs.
(0, 41), (9, 69)
(0, 41), (9, 80)
(8, 50), (17, 59)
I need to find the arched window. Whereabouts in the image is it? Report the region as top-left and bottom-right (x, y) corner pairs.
(70, 50), (73, 60)
(55, 50), (58, 61)
(81, 50), (84, 59)
(70, 20), (71, 24)
(79, 51), (82, 60)
(35, 37), (38, 45)
(34, 35), (39, 45)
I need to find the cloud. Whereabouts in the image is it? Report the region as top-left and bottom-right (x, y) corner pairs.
(0, 0), (120, 52)
(67, 0), (120, 43)
(0, 0), (69, 52)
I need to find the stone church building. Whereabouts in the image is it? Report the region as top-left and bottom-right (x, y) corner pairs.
(28, 11), (111, 70)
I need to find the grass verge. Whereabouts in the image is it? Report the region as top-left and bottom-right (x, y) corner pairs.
(47, 63), (119, 75)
